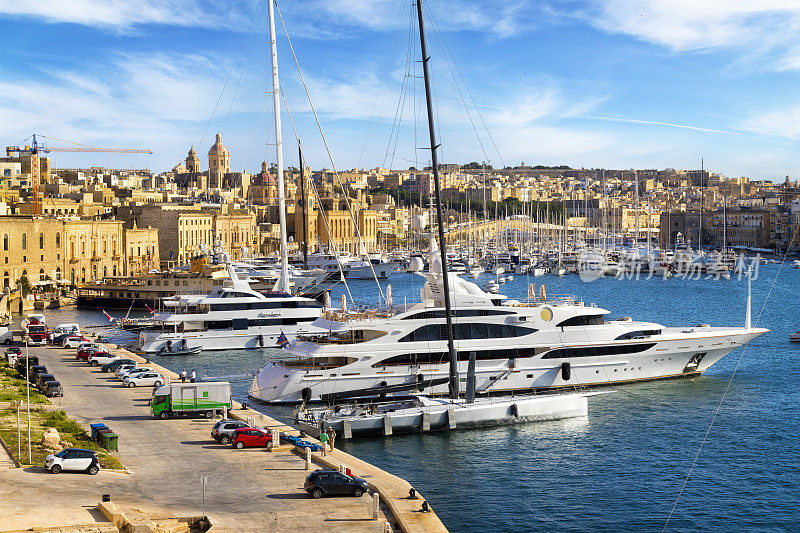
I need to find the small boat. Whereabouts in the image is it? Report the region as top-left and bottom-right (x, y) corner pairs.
(791, 331), (800, 343)
(158, 342), (202, 356)
(506, 275), (514, 281)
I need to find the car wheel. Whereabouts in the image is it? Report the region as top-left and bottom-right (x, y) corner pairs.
(205, 411), (213, 419)
(3, 338), (10, 345)
(50, 464), (61, 474)
(102, 368), (108, 373)
(311, 488), (324, 499)
(91, 361), (98, 366)
(88, 465), (99, 475)
(353, 487), (364, 497)
(127, 382), (135, 387)
(221, 435), (231, 445)
(235, 441), (244, 449)
(154, 381), (162, 387)
(159, 411), (168, 420)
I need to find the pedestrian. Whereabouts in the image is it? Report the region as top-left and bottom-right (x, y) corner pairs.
(179, 369), (187, 383)
(319, 431), (328, 456)
(190, 370), (196, 383)
(327, 428), (336, 451)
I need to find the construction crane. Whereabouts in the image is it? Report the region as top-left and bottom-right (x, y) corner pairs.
(5, 134), (152, 215)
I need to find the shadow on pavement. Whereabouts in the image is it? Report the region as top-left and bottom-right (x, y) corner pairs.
(266, 493), (308, 499)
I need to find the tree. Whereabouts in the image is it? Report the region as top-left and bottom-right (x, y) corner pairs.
(17, 275), (32, 297)
(461, 162), (492, 170)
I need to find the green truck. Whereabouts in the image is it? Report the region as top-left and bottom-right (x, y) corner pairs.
(151, 382), (232, 419)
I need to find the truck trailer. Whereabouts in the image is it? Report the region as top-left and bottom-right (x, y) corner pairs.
(151, 382), (232, 419)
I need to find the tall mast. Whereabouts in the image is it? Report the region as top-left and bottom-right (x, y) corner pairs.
(416, 0), (458, 400)
(298, 141), (309, 269)
(268, 0), (290, 293)
(699, 157), (704, 251)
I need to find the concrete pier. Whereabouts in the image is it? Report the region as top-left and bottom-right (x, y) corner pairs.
(0, 343), (448, 533)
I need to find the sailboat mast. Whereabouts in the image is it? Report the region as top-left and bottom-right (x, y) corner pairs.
(415, 0), (459, 399)
(298, 141), (309, 269)
(268, 0), (291, 294)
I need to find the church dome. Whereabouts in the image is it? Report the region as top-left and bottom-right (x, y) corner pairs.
(208, 133), (229, 157)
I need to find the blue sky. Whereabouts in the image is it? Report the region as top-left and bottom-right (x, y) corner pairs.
(2, 0), (800, 181)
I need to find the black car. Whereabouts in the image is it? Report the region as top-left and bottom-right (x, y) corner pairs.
(101, 358), (137, 373)
(29, 365), (48, 381)
(41, 380), (63, 397)
(15, 356), (39, 375)
(5, 347), (21, 355)
(304, 469), (369, 499)
(51, 333), (72, 346)
(35, 373), (57, 389)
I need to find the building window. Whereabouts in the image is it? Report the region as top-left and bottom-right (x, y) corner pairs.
(81, 267), (86, 282)
(2, 272), (8, 288)
(55, 267), (61, 280)
(39, 268), (44, 281)
(21, 234), (26, 250)
(55, 233), (60, 248)
(2, 234), (6, 251)
(39, 233), (44, 249)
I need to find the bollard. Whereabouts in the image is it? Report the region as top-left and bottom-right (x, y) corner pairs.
(384, 522), (392, 533)
(271, 429), (280, 449)
(409, 488), (416, 499)
(373, 492), (380, 520)
(339, 464), (345, 473)
(305, 446), (311, 470)
(222, 406), (227, 419)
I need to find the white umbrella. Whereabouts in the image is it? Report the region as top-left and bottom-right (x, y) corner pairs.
(539, 284), (546, 302)
(527, 283), (536, 301)
(385, 284), (393, 308)
(323, 291), (331, 310)
(340, 294), (347, 315)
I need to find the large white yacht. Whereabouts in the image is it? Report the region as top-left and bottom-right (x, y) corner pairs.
(139, 267), (325, 353)
(297, 252), (400, 280)
(249, 260), (767, 403)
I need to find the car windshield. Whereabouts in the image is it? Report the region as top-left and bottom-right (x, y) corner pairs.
(54, 449), (70, 458)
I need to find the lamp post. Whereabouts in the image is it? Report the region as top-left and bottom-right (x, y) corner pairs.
(25, 339), (31, 464)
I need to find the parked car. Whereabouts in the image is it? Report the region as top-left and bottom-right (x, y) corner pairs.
(231, 427), (272, 449)
(5, 346), (21, 356)
(75, 341), (100, 353)
(64, 336), (91, 349)
(119, 366), (155, 381)
(15, 356), (39, 375)
(76, 347), (103, 361)
(45, 448), (99, 474)
(35, 373), (57, 389)
(101, 358), (137, 373)
(304, 469), (369, 499)
(29, 365), (48, 381)
(40, 380), (63, 397)
(88, 352), (118, 366)
(123, 372), (164, 388)
(212, 419), (250, 444)
(51, 333), (71, 346)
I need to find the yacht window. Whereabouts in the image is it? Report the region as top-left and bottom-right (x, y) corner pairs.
(399, 323), (536, 342)
(232, 318), (248, 330)
(615, 330), (662, 340)
(373, 347), (539, 366)
(401, 309), (512, 320)
(556, 314), (605, 327)
(541, 343), (656, 359)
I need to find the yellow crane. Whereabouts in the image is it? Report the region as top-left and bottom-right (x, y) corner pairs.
(5, 134), (152, 215)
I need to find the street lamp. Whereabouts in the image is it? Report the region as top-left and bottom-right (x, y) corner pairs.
(25, 339), (31, 464)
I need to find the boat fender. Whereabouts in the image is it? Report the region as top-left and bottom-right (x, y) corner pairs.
(510, 403), (519, 417)
(258, 334), (264, 347)
(561, 362), (571, 381)
(166, 340), (173, 352)
(181, 338), (187, 349)
(301, 388), (312, 403)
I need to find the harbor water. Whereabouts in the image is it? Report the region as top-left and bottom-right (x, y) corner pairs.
(43, 264), (800, 531)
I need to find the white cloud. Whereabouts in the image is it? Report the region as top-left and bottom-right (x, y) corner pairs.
(588, 0), (800, 70)
(739, 103), (800, 140)
(0, 0), (250, 32)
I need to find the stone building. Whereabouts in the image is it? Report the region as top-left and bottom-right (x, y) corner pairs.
(123, 225), (160, 275)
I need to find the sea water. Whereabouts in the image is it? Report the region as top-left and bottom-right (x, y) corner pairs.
(46, 264), (800, 531)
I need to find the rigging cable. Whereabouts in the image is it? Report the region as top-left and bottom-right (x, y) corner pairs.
(662, 222), (800, 531)
(274, 0), (386, 304)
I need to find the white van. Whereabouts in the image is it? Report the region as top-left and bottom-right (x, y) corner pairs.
(0, 326), (12, 345)
(50, 323), (80, 341)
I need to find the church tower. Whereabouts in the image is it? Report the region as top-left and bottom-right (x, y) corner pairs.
(208, 133), (230, 188)
(185, 145), (200, 173)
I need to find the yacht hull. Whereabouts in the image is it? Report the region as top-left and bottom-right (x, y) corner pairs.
(139, 324), (324, 353)
(249, 328), (767, 403)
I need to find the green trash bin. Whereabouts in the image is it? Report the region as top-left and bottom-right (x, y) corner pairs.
(102, 432), (118, 451)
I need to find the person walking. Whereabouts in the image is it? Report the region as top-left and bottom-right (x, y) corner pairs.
(190, 370), (196, 383)
(179, 369), (187, 383)
(319, 431), (328, 456)
(327, 428), (336, 451)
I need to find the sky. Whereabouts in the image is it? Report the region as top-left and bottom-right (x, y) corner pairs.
(2, 0), (800, 181)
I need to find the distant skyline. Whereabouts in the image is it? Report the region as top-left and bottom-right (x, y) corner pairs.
(2, 1), (800, 181)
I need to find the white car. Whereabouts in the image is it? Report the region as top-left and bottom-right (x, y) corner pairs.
(63, 337), (90, 349)
(118, 367), (154, 380)
(89, 353), (119, 366)
(123, 372), (164, 388)
(76, 341), (100, 352)
(115, 364), (137, 378)
(45, 448), (100, 475)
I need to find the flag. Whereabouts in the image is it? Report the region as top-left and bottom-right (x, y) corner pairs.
(277, 331), (289, 348)
(145, 304), (155, 314)
(102, 310), (114, 323)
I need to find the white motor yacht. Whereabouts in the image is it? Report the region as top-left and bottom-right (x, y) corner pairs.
(139, 267), (325, 353)
(249, 260), (767, 403)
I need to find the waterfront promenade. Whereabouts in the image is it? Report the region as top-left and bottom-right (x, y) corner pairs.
(0, 343), (447, 532)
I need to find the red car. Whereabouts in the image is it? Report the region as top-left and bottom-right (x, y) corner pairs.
(231, 428), (272, 449)
(76, 347), (103, 361)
